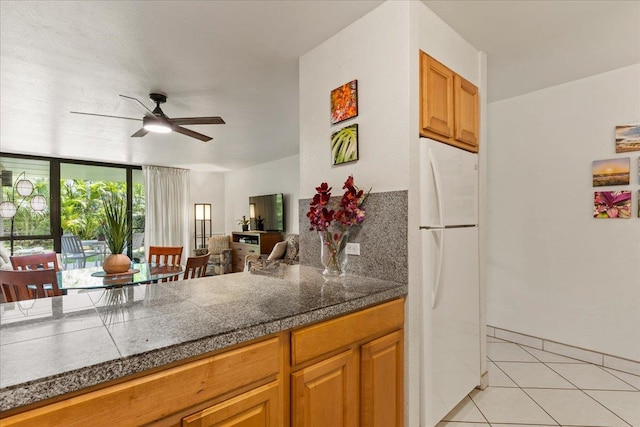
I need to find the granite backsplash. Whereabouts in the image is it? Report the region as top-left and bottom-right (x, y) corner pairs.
(298, 190), (408, 284)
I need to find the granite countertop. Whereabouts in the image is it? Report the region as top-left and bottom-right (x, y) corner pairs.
(0, 265), (407, 412)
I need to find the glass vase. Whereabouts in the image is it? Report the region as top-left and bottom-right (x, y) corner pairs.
(319, 230), (348, 277)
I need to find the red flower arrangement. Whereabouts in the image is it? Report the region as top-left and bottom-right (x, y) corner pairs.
(307, 175), (369, 276)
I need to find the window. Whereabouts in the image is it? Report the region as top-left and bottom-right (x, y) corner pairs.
(0, 153), (143, 258)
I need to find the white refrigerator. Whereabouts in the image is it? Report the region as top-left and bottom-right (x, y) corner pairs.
(419, 137), (481, 426)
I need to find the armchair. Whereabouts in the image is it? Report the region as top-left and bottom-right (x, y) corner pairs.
(206, 235), (232, 275)
(244, 233), (299, 272)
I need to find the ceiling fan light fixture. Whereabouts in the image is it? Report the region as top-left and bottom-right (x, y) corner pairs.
(143, 116), (172, 133)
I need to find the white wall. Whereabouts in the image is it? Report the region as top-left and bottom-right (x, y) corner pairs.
(224, 155), (300, 235)
(299, 1), (410, 198)
(487, 64), (640, 362)
(300, 1), (484, 425)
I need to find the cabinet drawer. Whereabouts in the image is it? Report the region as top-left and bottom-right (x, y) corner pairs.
(291, 298), (404, 366)
(183, 381), (281, 427)
(232, 243), (260, 256)
(2, 337), (282, 427)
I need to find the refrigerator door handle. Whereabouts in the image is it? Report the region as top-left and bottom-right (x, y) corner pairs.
(431, 228), (445, 309)
(429, 147), (445, 227)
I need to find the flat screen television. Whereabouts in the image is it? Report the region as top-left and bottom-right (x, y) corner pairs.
(249, 193), (285, 232)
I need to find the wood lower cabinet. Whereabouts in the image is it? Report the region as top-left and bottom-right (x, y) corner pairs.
(361, 330), (404, 427)
(291, 349), (359, 427)
(0, 336), (283, 427)
(182, 382), (281, 427)
(420, 50), (479, 153)
(1, 298), (404, 427)
(291, 298), (405, 427)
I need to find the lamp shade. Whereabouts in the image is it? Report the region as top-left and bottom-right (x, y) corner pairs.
(0, 201), (17, 218)
(195, 203), (211, 220)
(250, 203), (256, 219)
(15, 179), (34, 197)
(30, 195), (47, 212)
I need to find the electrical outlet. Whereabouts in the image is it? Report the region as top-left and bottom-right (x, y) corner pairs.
(345, 243), (360, 256)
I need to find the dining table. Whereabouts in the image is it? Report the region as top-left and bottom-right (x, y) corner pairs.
(57, 262), (184, 290)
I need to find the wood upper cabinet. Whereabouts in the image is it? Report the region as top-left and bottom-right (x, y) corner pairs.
(421, 53), (455, 139)
(420, 51), (479, 153)
(454, 74), (479, 148)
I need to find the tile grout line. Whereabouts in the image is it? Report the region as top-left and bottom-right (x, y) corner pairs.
(486, 353), (562, 427)
(524, 344), (635, 427)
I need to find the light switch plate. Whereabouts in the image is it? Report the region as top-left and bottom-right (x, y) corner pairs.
(345, 243), (360, 256)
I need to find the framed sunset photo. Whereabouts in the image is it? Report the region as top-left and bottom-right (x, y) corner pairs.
(330, 80), (358, 125)
(592, 158), (630, 187)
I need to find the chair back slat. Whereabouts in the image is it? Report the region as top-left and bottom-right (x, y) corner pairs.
(0, 269), (61, 302)
(11, 253), (61, 271)
(183, 253), (210, 280)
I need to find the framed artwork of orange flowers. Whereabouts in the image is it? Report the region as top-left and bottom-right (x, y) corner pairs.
(330, 80), (358, 125)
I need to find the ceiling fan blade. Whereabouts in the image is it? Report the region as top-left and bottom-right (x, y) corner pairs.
(169, 117), (225, 126)
(70, 111), (141, 122)
(173, 125), (212, 142)
(131, 128), (149, 138)
(119, 95), (153, 114)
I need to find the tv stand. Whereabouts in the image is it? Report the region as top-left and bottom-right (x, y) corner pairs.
(231, 231), (282, 272)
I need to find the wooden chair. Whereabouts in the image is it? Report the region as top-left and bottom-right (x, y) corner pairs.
(183, 253), (210, 280)
(10, 252), (61, 271)
(148, 246), (183, 283)
(148, 246), (183, 266)
(0, 269), (62, 302)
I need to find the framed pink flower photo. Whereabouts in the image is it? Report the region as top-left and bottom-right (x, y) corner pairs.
(330, 80), (358, 125)
(593, 191), (631, 219)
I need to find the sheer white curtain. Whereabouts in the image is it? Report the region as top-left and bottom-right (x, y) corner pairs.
(143, 165), (191, 262)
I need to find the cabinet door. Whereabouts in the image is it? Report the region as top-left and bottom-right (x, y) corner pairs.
(182, 382), (281, 427)
(421, 53), (454, 138)
(454, 74), (479, 149)
(361, 330), (404, 427)
(291, 349), (359, 427)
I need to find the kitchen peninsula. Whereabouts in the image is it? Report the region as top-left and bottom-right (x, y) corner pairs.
(0, 265), (407, 426)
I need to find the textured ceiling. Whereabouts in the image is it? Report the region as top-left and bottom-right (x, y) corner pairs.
(2, 1), (638, 171)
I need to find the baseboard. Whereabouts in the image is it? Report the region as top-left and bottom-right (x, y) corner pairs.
(487, 325), (640, 377)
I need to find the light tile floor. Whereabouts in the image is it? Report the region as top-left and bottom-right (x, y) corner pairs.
(438, 337), (640, 427)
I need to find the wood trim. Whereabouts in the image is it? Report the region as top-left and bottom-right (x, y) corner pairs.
(291, 298), (405, 367)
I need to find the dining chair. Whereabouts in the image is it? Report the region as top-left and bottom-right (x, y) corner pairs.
(61, 234), (100, 269)
(0, 269), (62, 302)
(183, 253), (210, 280)
(10, 252), (62, 271)
(148, 246), (183, 267)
